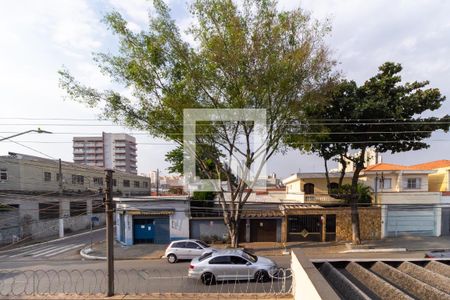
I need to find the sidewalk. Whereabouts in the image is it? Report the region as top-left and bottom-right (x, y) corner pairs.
(82, 240), (167, 260)
(81, 236), (450, 260)
(349, 235), (450, 251)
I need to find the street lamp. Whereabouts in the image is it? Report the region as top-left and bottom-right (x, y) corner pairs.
(0, 128), (52, 142)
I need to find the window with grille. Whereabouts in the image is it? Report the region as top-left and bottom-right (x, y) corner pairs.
(123, 180), (130, 187)
(92, 200), (105, 214)
(379, 178), (392, 189)
(406, 178), (421, 189)
(93, 177), (103, 185)
(0, 169), (7, 181)
(39, 202), (60, 220)
(134, 181), (140, 188)
(72, 175), (84, 185)
(70, 201), (87, 216)
(44, 172), (52, 182)
(143, 181), (148, 188)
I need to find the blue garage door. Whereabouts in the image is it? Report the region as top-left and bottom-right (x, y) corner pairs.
(386, 206), (435, 236)
(154, 218), (170, 244)
(133, 217), (170, 244)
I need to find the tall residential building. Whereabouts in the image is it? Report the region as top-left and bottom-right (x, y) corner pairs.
(73, 133), (137, 174)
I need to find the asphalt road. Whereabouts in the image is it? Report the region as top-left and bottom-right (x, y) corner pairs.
(0, 228), (105, 263)
(0, 256), (293, 295)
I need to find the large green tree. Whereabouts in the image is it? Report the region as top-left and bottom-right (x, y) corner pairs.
(287, 62), (449, 244)
(59, 0), (334, 247)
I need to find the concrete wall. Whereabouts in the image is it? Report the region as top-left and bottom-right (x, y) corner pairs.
(291, 249), (340, 300)
(286, 207), (382, 242)
(378, 192), (441, 205)
(190, 219), (228, 241)
(0, 194), (105, 245)
(428, 168), (449, 192)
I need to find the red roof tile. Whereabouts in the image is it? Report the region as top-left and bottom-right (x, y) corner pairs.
(409, 160), (450, 170)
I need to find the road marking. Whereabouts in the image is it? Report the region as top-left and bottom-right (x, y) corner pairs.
(9, 246), (51, 258)
(31, 246), (65, 257)
(44, 243), (84, 257)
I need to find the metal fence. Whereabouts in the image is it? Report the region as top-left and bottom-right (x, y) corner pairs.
(0, 268), (292, 298)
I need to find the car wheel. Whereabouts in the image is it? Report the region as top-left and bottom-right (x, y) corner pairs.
(201, 272), (216, 285)
(254, 270), (269, 282)
(167, 254), (177, 263)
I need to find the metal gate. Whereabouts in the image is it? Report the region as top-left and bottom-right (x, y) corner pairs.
(287, 215), (322, 242)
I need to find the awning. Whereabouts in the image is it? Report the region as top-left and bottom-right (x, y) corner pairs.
(241, 210), (284, 218)
(118, 209), (175, 216)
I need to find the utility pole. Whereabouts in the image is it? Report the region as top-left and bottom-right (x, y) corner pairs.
(105, 169), (114, 297)
(156, 168), (159, 196)
(374, 151), (379, 203)
(58, 159), (64, 238)
(149, 177), (152, 196)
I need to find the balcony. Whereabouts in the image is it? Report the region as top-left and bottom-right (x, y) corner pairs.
(304, 194), (346, 204)
(286, 192), (346, 204)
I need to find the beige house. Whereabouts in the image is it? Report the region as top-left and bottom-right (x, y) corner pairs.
(282, 172), (352, 204)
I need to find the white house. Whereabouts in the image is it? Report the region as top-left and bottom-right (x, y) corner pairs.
(115, 196), (190, 245)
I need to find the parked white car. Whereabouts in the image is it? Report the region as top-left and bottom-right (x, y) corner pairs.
(165, 239), (216, 263)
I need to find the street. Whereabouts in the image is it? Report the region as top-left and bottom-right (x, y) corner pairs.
(0, 228), (105, 262)
(0, 229), (433, 297)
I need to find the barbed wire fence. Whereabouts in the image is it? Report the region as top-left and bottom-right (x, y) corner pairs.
(0, 268), (292, 298)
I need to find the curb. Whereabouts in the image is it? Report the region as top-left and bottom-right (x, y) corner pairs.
(340, 248), (407, 253)
(80, 246), (107, 260)
(0, 227), (106, 254)
(80, 245), (164, 261)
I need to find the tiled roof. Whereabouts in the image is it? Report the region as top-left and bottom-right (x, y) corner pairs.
(410, 160), (450, 170)
(364, 163), (414, 171)
(365, 160), (450, 172)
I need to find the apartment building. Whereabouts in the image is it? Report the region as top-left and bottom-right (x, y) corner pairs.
(73, 133), (137, 174)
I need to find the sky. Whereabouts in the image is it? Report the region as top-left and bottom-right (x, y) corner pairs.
(0, 0), (449, 178)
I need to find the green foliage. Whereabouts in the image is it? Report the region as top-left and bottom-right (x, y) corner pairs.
(331, 183), (372, 204)
(288, 62), (449, 160)
(59, 0), (335, 247)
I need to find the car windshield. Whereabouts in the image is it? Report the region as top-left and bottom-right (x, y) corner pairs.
(198, 252), (213, 261)
(242, 250), (257, 263)
(196, 240), (209, 248)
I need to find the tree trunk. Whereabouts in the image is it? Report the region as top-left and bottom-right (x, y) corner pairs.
(228, 218), (239, 248)
(323, 158), (331, 193)
(349, 152), (365, 245)
(338, 154), (347, 188)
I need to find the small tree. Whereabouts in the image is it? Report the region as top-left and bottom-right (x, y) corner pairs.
(59, 0), (334, 247)
(288, 62), (449, 244)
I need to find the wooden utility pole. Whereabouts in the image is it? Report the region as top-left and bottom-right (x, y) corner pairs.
(156, 169), (159, 196)
(105, 169), (114, 297)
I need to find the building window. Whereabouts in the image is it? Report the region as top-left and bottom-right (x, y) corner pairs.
(92, 200), (105, 214)
(39, 202), (60, 220)
(123, 180), (130, 187)
(134, 181), (140, 188)
(143, 181), (148, 188)
(303, 183), (315, 195)
(70, 201), (87, 217)
(44, 172), (52, 182)
(406, 178), (421, 189)
(113, 179), (117, 187)
(0, 169), (7, 181)
(93, 177), (103, 186)
(72, 175), (84, 185)
(379, 178), (392, 189)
